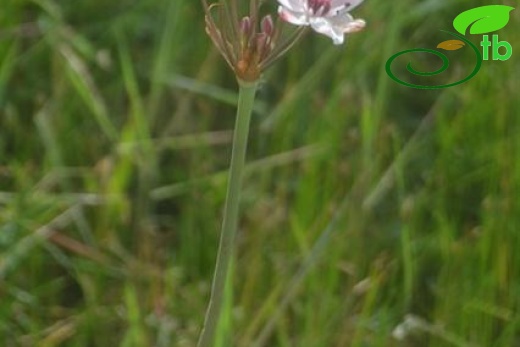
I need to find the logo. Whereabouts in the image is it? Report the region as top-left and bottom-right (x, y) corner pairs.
(385, 5), (515, 89)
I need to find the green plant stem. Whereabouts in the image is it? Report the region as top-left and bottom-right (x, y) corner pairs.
(197, 80), (258, 347)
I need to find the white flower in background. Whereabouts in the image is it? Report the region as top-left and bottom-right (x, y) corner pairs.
(277, 0), (366, 45)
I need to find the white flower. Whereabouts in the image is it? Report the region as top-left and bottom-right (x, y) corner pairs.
(277, 0), (366, 45)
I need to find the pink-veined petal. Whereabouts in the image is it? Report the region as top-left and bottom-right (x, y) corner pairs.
(325, 12), (354, 29)
(325, 12), (365, 33)
(309, 17), (345, 44)
(278, 6), (309, 26)
(309, 12), (365, 44)
(277, 0), (306, 12)
(330, 0), (364, 14)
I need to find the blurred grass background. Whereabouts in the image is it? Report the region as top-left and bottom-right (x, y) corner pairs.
(1, 0), (519, 346)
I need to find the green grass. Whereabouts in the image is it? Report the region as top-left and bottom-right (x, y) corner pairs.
(1, 0), (520, 346)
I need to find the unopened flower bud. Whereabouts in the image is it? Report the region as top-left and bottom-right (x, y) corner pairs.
(261, 15), (274, 36)
(240, 16), (252, 37)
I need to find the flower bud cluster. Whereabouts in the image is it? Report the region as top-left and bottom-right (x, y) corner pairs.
(203, 0), (304, 82)
(235, 15), (276, 80)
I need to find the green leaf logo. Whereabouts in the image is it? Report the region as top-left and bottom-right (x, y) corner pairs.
(453, 5), (515, 35)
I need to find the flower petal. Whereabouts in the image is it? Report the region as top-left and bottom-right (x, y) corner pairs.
(278, 6), (309, 26)
(310, 17), (345, 44)
(330, 0), (364, 14)
(277, 0), (306, 12)
(342, 18), (366, 33)
(309, 13), (365, 44)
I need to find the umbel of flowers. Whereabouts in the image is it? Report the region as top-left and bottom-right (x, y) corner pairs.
(203, 0), (366, 81)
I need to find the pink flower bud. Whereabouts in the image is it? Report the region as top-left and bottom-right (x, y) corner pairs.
(261, 15), (274, 37)
(240, 16), (252, 37)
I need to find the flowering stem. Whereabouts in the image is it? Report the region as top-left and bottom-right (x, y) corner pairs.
(197, 80), (258, 347)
